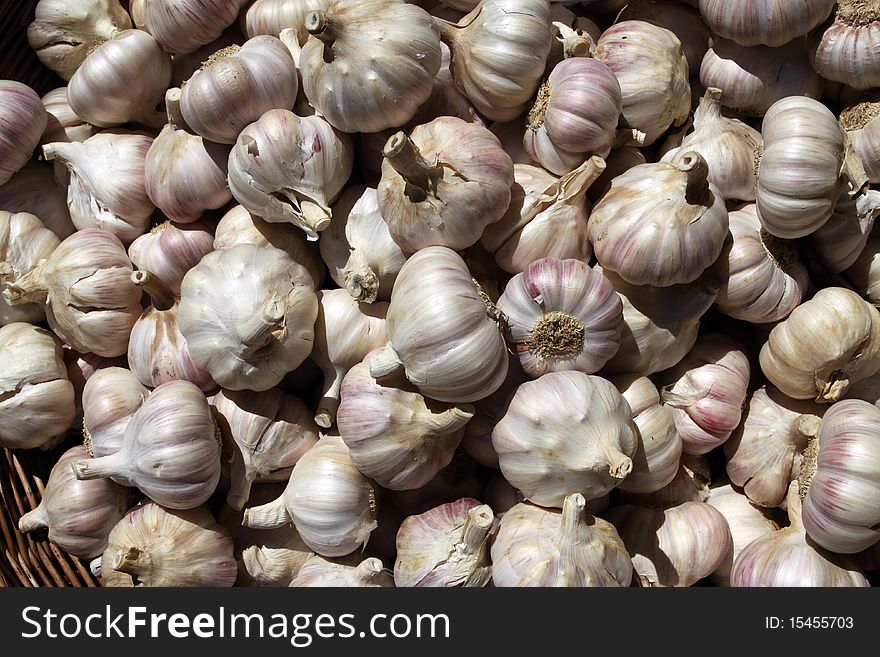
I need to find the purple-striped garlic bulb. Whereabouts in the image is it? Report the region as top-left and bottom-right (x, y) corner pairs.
(619, 0), (709, 74)
(809, 1), (880, 90)
(82, 366), (150, 459)
(128, 220), (215, 297)
(130, 0), (247, 55)
(0, 81), (47, 186)
(699, 0), (834, 48)
(0, 211), (60, 326)
(291, 555), (394, 587)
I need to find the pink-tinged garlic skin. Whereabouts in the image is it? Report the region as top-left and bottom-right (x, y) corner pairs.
(18, 445), (135, 559)
(497, 257), (623, 377)
(659, 334), (751, 456)
(81, 366), (149, 458)
(64, 348), (128, 422)
(128, 221), (215, 297)
(243, 0), (332, 45)
(523, 57), (621, 176)
(802, 399), (880, 554)
(619, 0), (709, 74)
(291, 554), (394, 587)
(0, 162), (75, 239)
(809, 3), (880, 90)
(699, 0), (835, 48)
(130, 0), (247, 56)
(0, 81), (47, 186)
(0, 211), (60, 327)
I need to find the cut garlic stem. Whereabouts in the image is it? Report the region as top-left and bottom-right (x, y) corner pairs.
(367, 344), (404, 379)
(241, 494), (292, 529)
(72, 452), (126, 481)
(430, 405), (475, 434)
(131, 269), (174, 311)
(112, 546), (151, 577)
(17, 505), (49, 533)
(460, 504), (494, 553)
(382, 132), (442, 194)
(344, 265), (380, 303)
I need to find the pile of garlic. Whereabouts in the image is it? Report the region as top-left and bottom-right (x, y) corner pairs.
(2, 0), (880, 588)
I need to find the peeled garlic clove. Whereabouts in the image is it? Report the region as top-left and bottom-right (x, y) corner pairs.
(82, 366), (150, 459)
(291, 554), (393, 587)
(228, 109), (353, 240)
(0, 161), (75, 239)
(319, 186), (406, 304)
(178, 244), (318, 392)
(2, 228), (143, 358)
(759, 287), (880, 402)
(102, 502), (237, 587)
(0, 322), (76, 450)
(713, 204), (809, 324)
(607, 502), (732, 587)
(128, 220), (215, 297)
(40, 87), (96, 146)
(394, 498), (493, 587)
(810, 190), (880, 274)
(0, 81), (47, 186)
(699, 0), (834, 48)
(130, 0), (247, 55)
(243, 0), (332, 45)
(242, 434), (378, 558)
(0, 211), (60, 326)
(180, 36), (298, 145)
(211, 388), (320, 511)
(491, 493), (633, 587)
(43, 131), (155, 246)
(594, 21), (690, 147)
(809, 2), (880, 89)
(337, 357), (471, 490)
(619, 0), (709, 74)
(492, 371), (637, 507)
(589, 152), (729, 287)
(497, 257), (623, 377)
(377, 118), (514, 252)
(73, 380), (221, 509)
(18, 445), (136, 559)
(27, 0), (132, 81)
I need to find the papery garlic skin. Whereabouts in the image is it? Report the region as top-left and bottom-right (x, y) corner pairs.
(759, 287), (880, 403)
(82, 366), (149, 459)
(493, 371), (637, 507)
(228, 109), (353, 240)
(394, 498), (494, 587)
(809, 2), (880, 90)
(292, 555), (394, 587)
(0, 162), (75, 239)
(841, 98), (880, 185)
(617, 456), (712, 509)
(18, 445), (135, 559)
(131, 0), (246, 55)
(178, 244), (318, 392)
(128, 221), (215, 297)
(618, 0), (709, 74)
(699, 0), (835, 48)
(0, 322), (75, 450)
(243, 0), (332, 45)
(40, 87), (96, 146)
(847, 233), (880, 303)
(27, 0), (133, 81)
(497, 257), (623, 377)
(0, 211), (60, 326)
(64, 349), (128, 425)
(0, 81), (47, 186)
(491, 493), (632, 587)
(102, 502), (237, 587)
(811, 191), (880, 274)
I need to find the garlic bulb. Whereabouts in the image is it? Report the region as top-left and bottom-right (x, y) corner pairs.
(661, 88), (763, 203)
(699, 38), (823, 118)
(213, 205), (324, 289)
(377, 117), (514, 252)
(699, 0), (835, 48)
(588, 152), (729, 287)
(0, 161), (75, 239)
(618, 0), (709, 74)
(243, 0), (332, 45)
(0, 81), (47, 186)
(757, 96), (862, 240)
(492, 371), (637, 507)
(43, 131), (155, 245)
(128, 220), (215, 297)
(74, 380), (220, 509)
(809, 2), (880, 89)
(18, 445), (135, 559)
(0, 211), (60, 326)
(242, 434), (378, 558)
(300, 0), (441, 134)
(178, 244), (318, 392)
(367, 246), (508, 403)
(2, 228), (142, 358)
(731, 481), (869, 587)
(313, 290), (388, 428)
(435, 0), (552, 122)
(523, 56), (622, 176)
(130, 0), (246, 55)
(840, 97), (880, 184)
(617, 456), (712, 509)
(337, 357), (472, 490)
(144, 89), (232, 224)
(759, 287), (880, 402)
(102, 502), (237, 587)
(713, 204), (809, 324)
(40, 87), (96, 145)
(67, 30), (172, 129)
(594, 21), (690, 147)
(292, 555), (394, 587)
(27, 0), (132, 81)
(394, 498), (493, 587)
(480, 157), (605, 275)
(847, 233), (880, 303)
(180, 36), (299, 145)
(497, 257), (623, 377)
(811, 191), (880, 274)
(211, 388), (320, 511)
(801, 399), (880, 553)
(128, 270), (216, 391)
(600, 268), (718, 376)
(612, 375), (682, 495)
(707, 482), (779, 587)
(319, 186), (407, 303)
(65, 349), (128, 424)
(82, 366), (149, 458)
(491, 493), (633, 587)
(228, 109), (353, 240)
(0, 322), (75, 450)
(658, 334), (751, 456)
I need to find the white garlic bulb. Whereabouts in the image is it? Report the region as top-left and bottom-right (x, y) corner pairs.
(618, 0), (709, 74)
(840, 96), (880, 185)
(0, 211), (60, 326)
(491, 493), (633, 587)
(0, 322), (76, 450)
(228, 109), (353, 240)
(40, 87), (97, 146)
(0, 81), (47, 186)
(127, 220), (215, 297)
(243, 0), (332, 45)
(492, 371), (637, 507)
(291, 555), (393, 587)
(0, 161), (75, 239)
(809, 2), (880, 89)
(847, 232), (880, 303)
(130, 0), (247, 55)
(810, 191), (880, 274)
(82, 366), (150, 459)
(699, 0), (835, 48)
(178, 244), (318, 392)
(64, 348), (128, 425)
